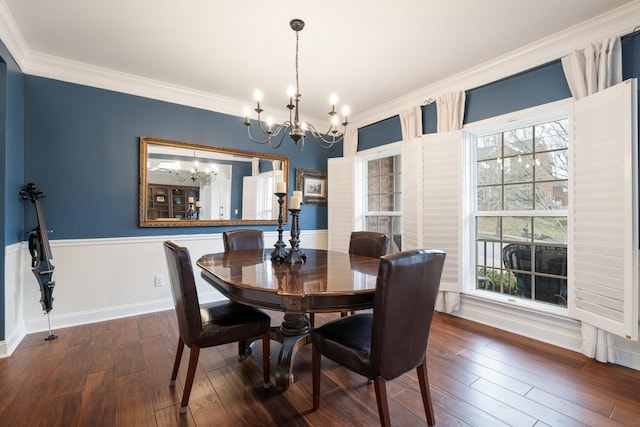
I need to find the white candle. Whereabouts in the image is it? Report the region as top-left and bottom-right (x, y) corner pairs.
(293, 190), (302, 199)
(188, 197), (194, 203)
(290, 196), (301, 210)
(276, 181), (286, 194)
(195, 201), (201, 208)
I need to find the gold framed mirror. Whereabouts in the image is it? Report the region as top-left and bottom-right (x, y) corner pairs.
(140, 136), (288, 227)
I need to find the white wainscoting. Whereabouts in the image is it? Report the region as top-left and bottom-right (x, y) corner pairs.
(1, 230), (328, 357)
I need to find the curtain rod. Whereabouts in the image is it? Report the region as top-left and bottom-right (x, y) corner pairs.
(621, 25), (640, 42)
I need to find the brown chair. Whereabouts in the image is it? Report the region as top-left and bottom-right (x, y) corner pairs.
(310, 231), (389, 327)
(346, 231), (389, 316)
(222, 229), (264, 251)
(311, 249), (446, 426)
(349, 231), (389, 259)
(164, 240), (271, 414)
(222, 229), (266, 357)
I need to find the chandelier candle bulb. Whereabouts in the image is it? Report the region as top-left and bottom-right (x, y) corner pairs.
(290, 196), (301, 210)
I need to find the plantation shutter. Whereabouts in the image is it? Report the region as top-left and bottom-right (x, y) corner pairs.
(570, 79), (638, 340)
(242, 176), (258, 219)
(422, 131), (463, 293)
(328, 156), (356, 252)
(401, 138), (423, 250)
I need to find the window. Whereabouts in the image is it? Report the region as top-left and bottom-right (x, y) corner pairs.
(473, 118), (569, 308)
(364, 154), (402, 254)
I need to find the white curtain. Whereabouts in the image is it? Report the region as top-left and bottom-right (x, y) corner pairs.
(561, 37), (622, 100)
(399, 106), (422, 141)
(343, 127), (358, 157)
(437, 91), (466, 132)
(433, 91), (466, 313)
(561, 36), (621, 363)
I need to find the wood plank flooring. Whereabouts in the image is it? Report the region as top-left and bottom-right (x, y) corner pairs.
(1, 310), (640, 426)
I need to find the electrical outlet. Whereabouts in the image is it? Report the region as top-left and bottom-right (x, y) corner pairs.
(154, 275), (164, 287)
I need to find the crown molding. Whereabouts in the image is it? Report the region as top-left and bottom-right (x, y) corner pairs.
(2, 1), (640, 129)
(0, 0), (28, 68)
(348, 0), (640, 129)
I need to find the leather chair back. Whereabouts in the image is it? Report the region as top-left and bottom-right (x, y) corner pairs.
(164, 240), (202, 347)
(348, 231), (389, 258)
(371, 249), (445, 380)
(223, 229), (264, 251)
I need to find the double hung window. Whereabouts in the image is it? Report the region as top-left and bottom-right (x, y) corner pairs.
(473, 118), (569, 308)
(363, 153), (402, 254)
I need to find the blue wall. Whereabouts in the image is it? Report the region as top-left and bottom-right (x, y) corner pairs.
(23, 76), (341, 239)
(0, 38), (25, 341)
(358, 60), (572, 149)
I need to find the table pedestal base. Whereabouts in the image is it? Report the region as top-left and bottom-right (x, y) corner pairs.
(269, 313), (311, 389)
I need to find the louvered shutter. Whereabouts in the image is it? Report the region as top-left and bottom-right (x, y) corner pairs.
(328, 157), (356, 252)
(242, 175), (258, 219)
(402, 138), (423, 250)
(570, 79), (638, 340)
(422, 131), (463, 293)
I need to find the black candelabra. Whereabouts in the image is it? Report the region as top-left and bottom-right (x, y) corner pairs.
(284, 208), (306, 264)
(271, 192), (289, 262)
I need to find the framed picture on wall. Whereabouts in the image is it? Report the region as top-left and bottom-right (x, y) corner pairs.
(295, 168), (327, 205)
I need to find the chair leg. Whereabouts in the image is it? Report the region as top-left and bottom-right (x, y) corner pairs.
(169, 337), (185, 387)
(417, 362), (435, 426)
(262, 330), (271, 387)
(309, 312), (315, 328)
(373, 378), (391, 427)
(238, 340), (247, 360)
(180, 345), (200, 414)
(312, 345), (321, 410)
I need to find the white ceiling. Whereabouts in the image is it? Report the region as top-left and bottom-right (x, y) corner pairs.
(1, 1), (637, 124)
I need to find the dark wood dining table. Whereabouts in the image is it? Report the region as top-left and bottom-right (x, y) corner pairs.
(196, 248), (380, 389)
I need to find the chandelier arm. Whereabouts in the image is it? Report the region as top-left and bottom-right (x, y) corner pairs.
(246, 122), (290, 149)
(252, 114), (288, 139)
(168, 170), (189, 182)
(304, 123), (345, 147)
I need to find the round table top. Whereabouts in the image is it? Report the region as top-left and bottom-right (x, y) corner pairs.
(196, 248), (380, 313)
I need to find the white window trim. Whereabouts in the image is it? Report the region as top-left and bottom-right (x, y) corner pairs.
(355, 142), (402, 232)
(463, 101), (571, 316)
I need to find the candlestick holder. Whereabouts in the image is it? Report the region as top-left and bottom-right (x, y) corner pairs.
(271, 192), (289, 262)
(284, 208), (306, 264)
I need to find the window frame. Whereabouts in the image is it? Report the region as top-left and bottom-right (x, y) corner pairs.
(463, 100), (571, 315)
(356, 143), (402, 251)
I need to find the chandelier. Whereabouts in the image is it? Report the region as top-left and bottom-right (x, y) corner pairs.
(166, 152), (217, 185)
(243, 19), (350, 150)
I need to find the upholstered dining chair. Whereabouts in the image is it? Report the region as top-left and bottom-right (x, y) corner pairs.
(163, 240), (271, 414)
(222, 229), (266, 357)
(348, 231), (389, 259)
(310, 231), (389, 328)
(311, 249), (446, 426)
(222, 229), (264, 251)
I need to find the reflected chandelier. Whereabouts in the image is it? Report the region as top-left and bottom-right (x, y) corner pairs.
(243, 19), (350, 150)
(167, 153), (217, 185)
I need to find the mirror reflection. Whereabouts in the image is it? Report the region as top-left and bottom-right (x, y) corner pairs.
(140, 136), (288, 227)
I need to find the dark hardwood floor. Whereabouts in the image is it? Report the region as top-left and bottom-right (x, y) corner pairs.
(1, 309), (640, 426)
